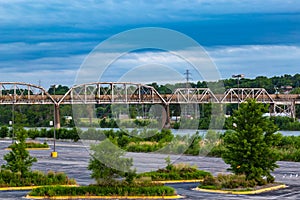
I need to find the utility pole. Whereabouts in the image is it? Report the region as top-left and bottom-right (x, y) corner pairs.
(51, 84), (58, 158)
(232, 74), (245, 108)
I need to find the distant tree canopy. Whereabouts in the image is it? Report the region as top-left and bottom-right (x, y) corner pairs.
(43, 73), (300, 96)
(291, 87), (300, 94)
(47, 85), (69, 95)
(149, 73), (300, 94)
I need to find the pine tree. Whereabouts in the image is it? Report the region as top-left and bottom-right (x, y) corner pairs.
(222, 99), (281, 184)
(2, 128), (37, 177)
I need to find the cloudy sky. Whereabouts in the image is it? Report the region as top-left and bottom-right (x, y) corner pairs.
(0, 0), (300, 88)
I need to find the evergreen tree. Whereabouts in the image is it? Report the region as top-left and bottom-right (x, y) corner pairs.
(222, 99), (281, 184)
(2, 128), (37, 177)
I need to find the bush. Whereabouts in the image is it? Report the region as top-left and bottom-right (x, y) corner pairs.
(29, 183), (175, 197)
(200, 174), (260, 190)
(0, 170), (76, 187)
(0, 126), (9, 138)
(138, 162), (211, 181)
(8, 142), (49, 149)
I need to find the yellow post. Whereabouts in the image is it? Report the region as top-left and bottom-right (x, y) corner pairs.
(51, 151), (58, 158)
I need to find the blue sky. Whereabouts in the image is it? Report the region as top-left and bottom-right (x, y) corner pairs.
(0, 0), (300, 88)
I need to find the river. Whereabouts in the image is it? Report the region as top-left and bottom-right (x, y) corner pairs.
(22, 127), (300, 137)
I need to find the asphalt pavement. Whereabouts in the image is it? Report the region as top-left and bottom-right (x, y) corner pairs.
(0, 140), (299, 199)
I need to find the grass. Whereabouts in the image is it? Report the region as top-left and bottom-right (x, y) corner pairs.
(0, 170), (76, 187)
(8, 141), (49, 149)
(198, 174), (265, 190)
(137, 163), (212, 181)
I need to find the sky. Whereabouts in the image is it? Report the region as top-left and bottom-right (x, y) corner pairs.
(0, 0), (300, 88)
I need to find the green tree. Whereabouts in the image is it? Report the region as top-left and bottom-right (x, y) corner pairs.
(88, 139), (136, 184)
(2, 128), (37, 177)
(222, 99), (281, 184)
(0, 126), (9, 138)
(290, 87), (300, 94)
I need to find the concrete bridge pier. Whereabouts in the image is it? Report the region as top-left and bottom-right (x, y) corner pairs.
(164, 104), (171, 128)
(54, 104), (60, 129)
(269, 101), (296, 119)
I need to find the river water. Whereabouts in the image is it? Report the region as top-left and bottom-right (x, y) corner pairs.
(23, 127), (300, 137)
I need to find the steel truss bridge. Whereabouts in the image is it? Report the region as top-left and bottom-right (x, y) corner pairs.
(1, 82), (299, 128)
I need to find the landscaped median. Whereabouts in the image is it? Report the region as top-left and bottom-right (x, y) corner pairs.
(25, 183), (183, 199)
(5, 141), (50, 150)
(137, 158), (211, 183)
(194, 183), (287, 195)
(195, 174), (287, 195)
(25, 195), (183, 199)
(152, 179), (203, 184)
(0, 170), (77, 189)
(0, 184), (78, 191)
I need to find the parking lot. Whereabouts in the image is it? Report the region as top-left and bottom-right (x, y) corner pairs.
(0, 140), (299, 199)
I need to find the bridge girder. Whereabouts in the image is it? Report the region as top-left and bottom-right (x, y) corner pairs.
(221, 88), (274, 104)
(0, 82), (55, 105)
(58, 82), (166, 105)
(167, 88), (219, 104)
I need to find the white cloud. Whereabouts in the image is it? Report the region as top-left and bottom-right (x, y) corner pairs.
(207, 45), (300, 78)
(0, 69), (77, 89)
(3, 44), (300, 87)
(75, 45), (300, 85)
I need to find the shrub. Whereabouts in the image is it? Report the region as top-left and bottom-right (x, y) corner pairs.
(0, 126), (9, 138)
(29, 184), (175, 197)
(8, 141), (49, 149)
(138, 160), (211, 181)
(0, 169), (76, 187)
(200, 174), (260, 190)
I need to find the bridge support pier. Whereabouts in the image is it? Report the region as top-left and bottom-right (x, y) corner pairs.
(269, 103), (276, 117)
(54, 104), (60, 129)
(269, 102), (296, 119)
(164, 104), (170, 128)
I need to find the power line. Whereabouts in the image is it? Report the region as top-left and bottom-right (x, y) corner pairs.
(184, 69), (192, 83)
(184, 69), (192, 88)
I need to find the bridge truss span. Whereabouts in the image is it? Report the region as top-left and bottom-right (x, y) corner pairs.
(167, 88), (219, 104)
(221, 88), (274, 104)
(0, 82), (55, 105)
(59, 82), (166, 105)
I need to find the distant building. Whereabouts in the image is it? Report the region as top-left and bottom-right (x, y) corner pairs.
(280, 86), (293, 94)
(119, 114), (129, 119)
(63, 116), (72, 120)
(171, 116), (180, 121)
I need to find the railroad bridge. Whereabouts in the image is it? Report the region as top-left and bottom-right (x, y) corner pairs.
(0, 82), (299, 128)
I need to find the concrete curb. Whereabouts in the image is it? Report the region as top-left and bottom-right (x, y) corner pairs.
(25, 195), (184, 199)
(5, 147), (50, 150)
(0, 184), (78, 191)
(153, 179), (203, 184)
(193, 184), (287, 194)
